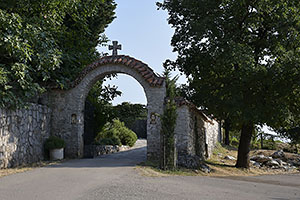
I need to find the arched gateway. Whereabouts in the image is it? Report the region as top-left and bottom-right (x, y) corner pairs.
(48, 55), (166, 161)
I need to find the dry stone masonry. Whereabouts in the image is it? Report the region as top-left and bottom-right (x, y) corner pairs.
(0, 104), (51, 168)
(47, 55), (166, 161)
(0, 55), (222, 169)
(175, 98), (222, 168)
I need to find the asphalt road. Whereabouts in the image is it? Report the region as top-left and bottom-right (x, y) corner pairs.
(0, 140), (299, 200)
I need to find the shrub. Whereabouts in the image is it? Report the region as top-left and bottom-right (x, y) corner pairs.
(44, 136), (65, 150)
(230, 137), (239, 148)
(95, 119), (137, 147)
(119, 129), (138, 147)
(251, 140), (260, 149)
(97, 137), (121, 146)
(262, 139), (279, 150)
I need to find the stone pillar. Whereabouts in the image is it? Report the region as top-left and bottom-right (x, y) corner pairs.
(146, 84), (166, 162)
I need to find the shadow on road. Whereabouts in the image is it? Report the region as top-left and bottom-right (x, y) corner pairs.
(45, 146), (147, 169)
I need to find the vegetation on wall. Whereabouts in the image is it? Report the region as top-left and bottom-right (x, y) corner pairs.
(158, 0), (300, 168)
(0, 0), (116, 108)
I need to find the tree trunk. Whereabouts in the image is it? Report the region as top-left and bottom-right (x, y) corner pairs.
(224, 120), (230, 145)
(236, 123), (254, 168)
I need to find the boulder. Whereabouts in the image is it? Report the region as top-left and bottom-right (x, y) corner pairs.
(250, 160), (261, 167)
(224, 155), (236, 160)
(290, 160), (300, 167)
(250, 155), (272, 163)
(271, 150), (286, 159)
(266, 160), (280, 167)
(274, 159), (286, 167)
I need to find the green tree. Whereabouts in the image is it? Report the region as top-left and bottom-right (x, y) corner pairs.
(86, 78), (121, 134)
(161, 68), (178, 170)
(158, 0), (300, 168)
(113, 102), (147, 128)
(275, 116), (300, 151)
(0, 0), (116, 108)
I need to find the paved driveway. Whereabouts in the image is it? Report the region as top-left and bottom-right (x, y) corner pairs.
(0, 140), (299, 200)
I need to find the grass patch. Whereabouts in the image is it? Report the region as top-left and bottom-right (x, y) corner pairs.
(136, 143), (300, 177)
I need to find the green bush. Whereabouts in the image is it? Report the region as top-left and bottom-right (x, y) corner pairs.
(262, 139), (279, 150)
(44, 136), (65, 150)
(95, 119), (137, 147)
(97, 137), (121, 146)
(230, 137), (239, 148)
(251, 140), (260, 149)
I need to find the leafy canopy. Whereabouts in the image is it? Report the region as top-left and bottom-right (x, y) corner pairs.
(158, 0), (300, 168)
(158, 0), (300, 128)
(0, 0), (116, 108)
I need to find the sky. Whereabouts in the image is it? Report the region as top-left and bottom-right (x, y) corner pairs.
(98, 0), (181, 105)
(97, 0), (280, 137)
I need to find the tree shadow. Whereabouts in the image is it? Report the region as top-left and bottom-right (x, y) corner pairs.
(205, 160), (236, 168)
(45, 146), (147, 169)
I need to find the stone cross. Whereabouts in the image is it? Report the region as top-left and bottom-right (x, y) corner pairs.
(109, 41), (122, 56)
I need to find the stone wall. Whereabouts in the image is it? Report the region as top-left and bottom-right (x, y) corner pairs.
(204, 118), (222, 157)
(130, 119), (147, 139)
(0, 104), (51, 168)
(84, 145), (131, 158)
(48, 58), (166, 161)
(175, 105), (221, 168)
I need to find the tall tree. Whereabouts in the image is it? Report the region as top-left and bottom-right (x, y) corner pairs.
(0, 0), (116, 108)
(158, 0), (300, 168)
(161, 68), (178, 170)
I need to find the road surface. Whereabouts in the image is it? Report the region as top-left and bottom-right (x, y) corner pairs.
(0, 140), (299, 200)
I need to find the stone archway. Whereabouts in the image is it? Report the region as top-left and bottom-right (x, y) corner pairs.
(48, 55), (166, 161)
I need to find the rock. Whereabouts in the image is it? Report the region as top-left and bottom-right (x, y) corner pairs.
(250, 155), (272, 163)
(274, 159), (285, 166)
(290, 160), (300, 167)
(224, 155), (236, 160)
(266, 160), (280, 167)
(271, 150), (286, 159)
(199, 163), (211, 173)
(250, 160), (261, 167)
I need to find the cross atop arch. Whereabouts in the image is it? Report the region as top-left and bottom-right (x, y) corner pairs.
(109, 41), (122, 56)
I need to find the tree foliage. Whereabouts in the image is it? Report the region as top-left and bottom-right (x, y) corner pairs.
(161, 68), (178, 170)
(0, 0), (116, 108)
(158, 0), (300, 168)
(86, 78), (122, 134)
(276, 117), (300, 145)
(113, 102), (147, 128)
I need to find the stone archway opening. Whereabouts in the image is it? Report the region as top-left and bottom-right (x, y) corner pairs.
(49, 55), (166, 162)
(83, 73), (149, 157)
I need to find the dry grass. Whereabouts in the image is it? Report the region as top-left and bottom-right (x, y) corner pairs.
(137, 144), (300, 177)
(0, 161), (61, 178)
